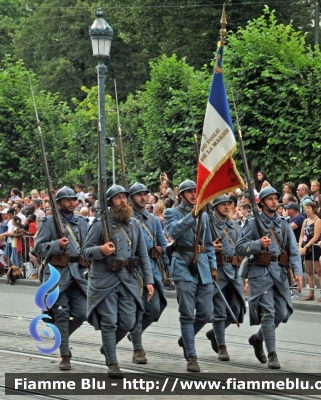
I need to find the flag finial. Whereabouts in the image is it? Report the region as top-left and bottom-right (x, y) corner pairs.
(219, 4), (227, 47)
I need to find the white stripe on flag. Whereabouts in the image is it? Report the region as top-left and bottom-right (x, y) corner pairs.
(199, 102), (235, 171)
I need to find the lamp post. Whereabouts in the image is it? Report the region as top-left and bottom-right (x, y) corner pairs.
(89, 7), (113, 208)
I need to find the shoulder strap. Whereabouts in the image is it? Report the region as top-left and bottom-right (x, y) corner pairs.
(111, 223), (125, 235)
(269, 221), (287, 251)
(65, 224), (81, 251)
(222, 227), (235, 248)
(140, 219), (155, 244)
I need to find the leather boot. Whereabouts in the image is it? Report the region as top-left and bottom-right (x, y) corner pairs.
(178, 337), (188, 361)
(133, 348), (147, 364)
(187, 356), (200, 372)
(108, 364), (123, 379)
(206, 329), (218, 353)
(218, 345), (230, 361)
(100, 345), (108, 366)
(248, 334), (267, 364)
(59, 355), (71, 370)
(268, 352), (280, 369)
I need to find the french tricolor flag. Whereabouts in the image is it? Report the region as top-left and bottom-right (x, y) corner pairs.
(195, 45), (244, 214)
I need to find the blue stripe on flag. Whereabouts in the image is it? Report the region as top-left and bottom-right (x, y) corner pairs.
(208, 46), (234, 133)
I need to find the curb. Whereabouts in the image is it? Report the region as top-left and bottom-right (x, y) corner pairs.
(2, 278), (321, 313)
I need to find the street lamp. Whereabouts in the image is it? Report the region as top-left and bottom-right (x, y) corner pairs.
(89, 7), (113, 210)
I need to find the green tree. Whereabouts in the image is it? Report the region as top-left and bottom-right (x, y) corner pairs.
(119, 54), (211, 191)
(12, 0), (151, 104)
(0, 57), (74, 196)
(224, 8), (321, 187)
(0, 0), (26, 65)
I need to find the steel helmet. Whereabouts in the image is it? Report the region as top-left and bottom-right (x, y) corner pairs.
(106, 184), (129, 202)
(129, 182), (149, 197)
(212, 195), (232, 207)
(56, 186), (77, 201)
(178, 179), (196, 195)
(258, 187), (281, 202)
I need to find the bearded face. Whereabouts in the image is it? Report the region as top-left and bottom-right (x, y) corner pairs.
(112, 202), (133, 222)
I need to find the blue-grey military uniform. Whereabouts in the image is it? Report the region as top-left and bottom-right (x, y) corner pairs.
(129, 208), (168, 350)
(235, 211), (302, 354)
(211, 212), (246, 345)
(164, 202), (216, 358)
(34, 213), (89, 357)
(82, 215), (154, 366)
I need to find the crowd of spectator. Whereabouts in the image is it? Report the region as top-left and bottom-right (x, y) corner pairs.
(1, 177), (321, 296)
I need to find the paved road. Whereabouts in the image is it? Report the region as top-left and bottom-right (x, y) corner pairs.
(0, 284), (320, 399)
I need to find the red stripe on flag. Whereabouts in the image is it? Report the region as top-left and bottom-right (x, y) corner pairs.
(197, 157), (242, 201)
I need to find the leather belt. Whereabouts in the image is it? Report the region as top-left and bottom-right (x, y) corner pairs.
(223, 255), (233, 263)
(175, 245), (206, 253)
(69, 256), (80, 263)
(271, 255), (280, 262)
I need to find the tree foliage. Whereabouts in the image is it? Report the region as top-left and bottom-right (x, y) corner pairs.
(0, 57), (73, 196)
(224, 7), (321, 187)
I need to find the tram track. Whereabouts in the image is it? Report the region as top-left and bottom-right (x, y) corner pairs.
(0, 329), (319, 378)
(0, 384), (75, 400)
(1, 312), (320, 399)
(0, 349), (318, 400)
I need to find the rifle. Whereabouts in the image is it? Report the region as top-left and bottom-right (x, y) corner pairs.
(114, 79), (129, 192)
(231, 92), (269, 238)
(29, 77), (65, 239)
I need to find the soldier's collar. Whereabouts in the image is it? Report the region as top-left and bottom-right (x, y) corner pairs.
(59, 210), (77, 223)
(133, 208), (149, 219)
(179, 202), (193, 212)
(213, 212), (233, 228)
(260, 211), (282, 227)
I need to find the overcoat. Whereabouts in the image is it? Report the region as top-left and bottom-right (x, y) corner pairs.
(212, 212), (246, 323)
(133, 208), (168, 320)
(82, 216), (154, 330)
(34, 214), (89, 295)
(235, 212), (302, 325)
(164, 202), (216, 284)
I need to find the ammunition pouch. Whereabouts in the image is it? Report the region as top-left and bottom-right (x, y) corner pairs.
(50, 252), (70, 267)
(215, 251), (225, 266)
(148, 245), (162, 259)
(279, 251), (289, 267)
(106, 256), (140, 272)
(254, 251), (271, 267)
(231, 255), (243, 268)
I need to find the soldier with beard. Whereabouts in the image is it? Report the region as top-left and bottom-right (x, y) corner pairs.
(127, 182), (168, 364)
(205, 195), (246, 361)
(82, 185), (154, 378)
(235, 187), (302, 369)
(34, 186), (89, 370)
(164, 180), (217, 373)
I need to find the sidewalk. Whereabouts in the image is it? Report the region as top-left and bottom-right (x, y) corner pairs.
(1, 274), (321, 313)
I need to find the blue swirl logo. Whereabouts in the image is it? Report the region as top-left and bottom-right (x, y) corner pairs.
(29, 264), (61, 354)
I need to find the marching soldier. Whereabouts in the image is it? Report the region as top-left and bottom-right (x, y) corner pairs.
(34, 186), (89, 370)
(235, 187), (302, 369)
(206, 195), (246, 361)
(127, 182), (168, 364)
(164, 180), (217, 373)
(82, 185), (154, 378)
